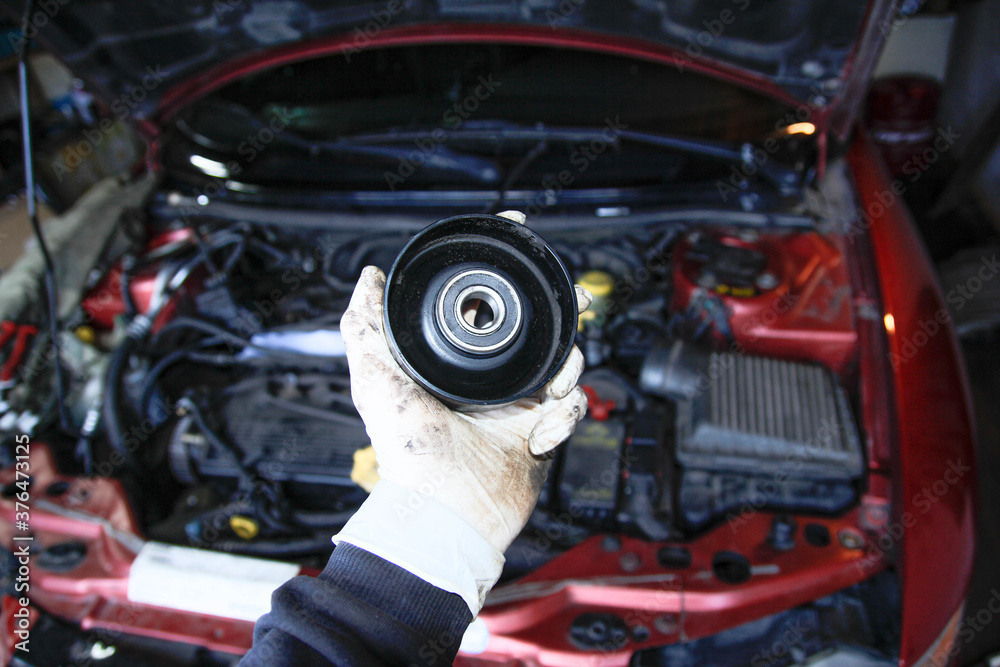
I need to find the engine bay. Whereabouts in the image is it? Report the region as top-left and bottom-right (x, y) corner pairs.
(1, 201), (865, 578)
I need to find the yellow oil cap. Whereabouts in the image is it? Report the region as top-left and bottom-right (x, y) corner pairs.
(577, 270), (614, 298)
(229, 515), (259, 540)
(75, 325), (96, 344)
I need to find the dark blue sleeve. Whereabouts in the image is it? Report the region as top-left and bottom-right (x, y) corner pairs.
(239, 543), (473, 666)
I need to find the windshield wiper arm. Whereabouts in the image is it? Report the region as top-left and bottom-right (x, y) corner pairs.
(278, 132), (501, 185)
(343, 121), (802, 195)
(190, 102), (502, 185)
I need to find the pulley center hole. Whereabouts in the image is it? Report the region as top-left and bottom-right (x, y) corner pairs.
(446, 280), (511, 344)
(461, 297), (495, 330)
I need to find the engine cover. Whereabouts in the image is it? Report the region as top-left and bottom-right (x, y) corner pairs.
(169, 374), (369, 488)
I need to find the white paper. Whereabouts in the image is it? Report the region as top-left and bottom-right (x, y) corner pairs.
(127, 542), (301, 622)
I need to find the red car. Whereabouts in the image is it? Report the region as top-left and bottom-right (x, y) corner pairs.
(0, 1), (976, 665)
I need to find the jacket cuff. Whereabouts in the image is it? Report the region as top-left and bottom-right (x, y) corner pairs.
(321, 542), (472, 653)
(333, 480), (504, 614)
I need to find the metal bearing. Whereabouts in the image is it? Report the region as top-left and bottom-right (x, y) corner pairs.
(436, 269), (522, 354)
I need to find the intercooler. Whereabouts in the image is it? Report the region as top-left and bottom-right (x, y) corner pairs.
(640, 341), (864, 528)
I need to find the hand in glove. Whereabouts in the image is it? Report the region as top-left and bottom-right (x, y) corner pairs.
(341, 264), (590, 547)
(335, 230), (591, 613)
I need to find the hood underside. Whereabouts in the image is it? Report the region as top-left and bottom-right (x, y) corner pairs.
(5, 0), (893, 136)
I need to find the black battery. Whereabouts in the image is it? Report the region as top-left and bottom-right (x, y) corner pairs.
(557, 417), (626, 527)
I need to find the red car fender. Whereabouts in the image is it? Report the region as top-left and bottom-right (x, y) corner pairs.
(847, 127), (977, 666)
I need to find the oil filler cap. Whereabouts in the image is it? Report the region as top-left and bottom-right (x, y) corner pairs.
(383, 214), (577, 409)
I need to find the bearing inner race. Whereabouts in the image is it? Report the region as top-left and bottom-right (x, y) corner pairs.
(436, 269), (522, 354)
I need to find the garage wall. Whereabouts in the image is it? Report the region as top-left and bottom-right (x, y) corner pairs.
(874, 14), (955, 82)
(937, 0), (1000, 224)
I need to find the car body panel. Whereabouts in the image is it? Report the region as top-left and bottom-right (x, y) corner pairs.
(846, 129), (977, 667)
(670, 229), (859, 375)
(5, 0), (890, 137)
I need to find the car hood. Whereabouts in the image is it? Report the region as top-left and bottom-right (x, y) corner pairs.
(7, 0), (895, 139)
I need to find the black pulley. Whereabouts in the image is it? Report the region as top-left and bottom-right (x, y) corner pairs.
(383, 214), (577, 409)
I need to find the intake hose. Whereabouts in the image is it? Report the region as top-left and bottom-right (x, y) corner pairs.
(102, 325), (146, 476)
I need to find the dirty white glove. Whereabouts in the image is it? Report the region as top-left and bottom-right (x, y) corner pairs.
(335, 234), (591, 614)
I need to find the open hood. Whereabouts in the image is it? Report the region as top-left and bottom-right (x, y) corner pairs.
(4, 0), (895, 139)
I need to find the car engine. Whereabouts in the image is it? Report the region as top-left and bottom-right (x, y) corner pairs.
(28, 203), (864, 575)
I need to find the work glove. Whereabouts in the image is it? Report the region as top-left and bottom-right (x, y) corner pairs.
(336, 215), (591, 613)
